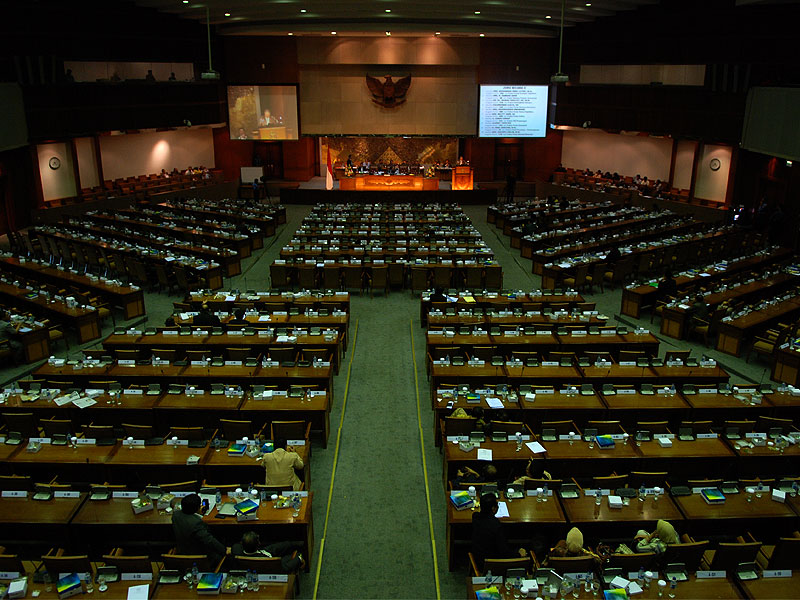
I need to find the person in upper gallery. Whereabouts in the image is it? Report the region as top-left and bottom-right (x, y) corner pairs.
(227, 308), (249, 327)
(471, 493), (528, 568)
(554, 163), (566, 172)
(259, 438), (304, 491)
(634, 174), (643, 185)
(656, 269), (678, 301)
(168, 72), (177, 81)
(231, 531), (305, 572)
(145, 69), (156, 82)
(171, 493), (228, 565)
(194, 303), (221, 327)
(259, 108), (278, 127)
(0, 310), (24, 364)
(64, 68), (75, 83)
(633, 519), (679, 553)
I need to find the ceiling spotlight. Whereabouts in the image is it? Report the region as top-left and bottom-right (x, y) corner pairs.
(474, 11), (481, 15)
(434, 31), (441, 35)
(182, 0), (188, 4)
(331, 31), (337, 35)
(479, 33), (485, 37)
(288, 32), (294, 36)
(300, 9), (306, 13)
(224, 12), (230, 17)
(585, 2), (592, 5)
(385, 31), (391, 35)
(545, 15), (552, 19)
(385, 8), (391, 12)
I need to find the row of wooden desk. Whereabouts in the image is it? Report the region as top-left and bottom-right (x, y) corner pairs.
(447, 476), (800, 570)
(0, 490), (313, 577)
(0, 255), (146, 321)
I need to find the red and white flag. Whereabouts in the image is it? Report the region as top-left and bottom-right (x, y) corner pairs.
(325, 146), (333, 190)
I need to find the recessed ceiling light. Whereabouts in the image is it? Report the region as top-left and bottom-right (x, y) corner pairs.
(474, 11), (481, 15)
(224, 12), (230, 17)
(331, 31), (337, 35)
(479, 33), (485, 37)
(288, 32), (293, 36)
(385, 31), (391, 36)
(545, 15), (552, 19)
(182, 0), (188, 4)
(300, 9), (306, 13)
(585, 2), (592, 5)
(385, 9), (391, 12)
(434, 31), (441, 35)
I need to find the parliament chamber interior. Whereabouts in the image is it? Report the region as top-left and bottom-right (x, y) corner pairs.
(1, 1), (800, 599)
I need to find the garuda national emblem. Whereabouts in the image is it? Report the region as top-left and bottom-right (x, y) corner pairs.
(366, 74), (411, 108)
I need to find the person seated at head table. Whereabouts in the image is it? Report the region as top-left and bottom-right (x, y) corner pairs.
(471, 493), (528, 568)
(546, 527), (603, 564)
(231, 531), (306, 572)
(454, 463), (497, 489)
(171, 493), (228, 564)
(656, 269), (678, 301)
(227, 307), (249, 326)
(634, 519), (679, 553)
(512, 458), (551, 486)
(259, 438), (304, 491)
(194, 303), (221, 327)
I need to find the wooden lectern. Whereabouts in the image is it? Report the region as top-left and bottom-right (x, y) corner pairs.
(258, 126), (287, 140)
(451, 166), (473, 191)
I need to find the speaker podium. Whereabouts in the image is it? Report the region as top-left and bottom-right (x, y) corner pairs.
(451, 166), (473, 190)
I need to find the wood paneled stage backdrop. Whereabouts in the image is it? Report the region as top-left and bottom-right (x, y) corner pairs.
(320, 137), (458, 169)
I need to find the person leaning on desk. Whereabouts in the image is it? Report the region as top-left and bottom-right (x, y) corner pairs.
(471, 494), (527, 569)
(172, 493), (229, 564)
(259, 439), (304, 491)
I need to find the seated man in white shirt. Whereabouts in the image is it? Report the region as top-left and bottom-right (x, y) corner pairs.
(231, 531), (305, 572)
(259, 438), (304, 491)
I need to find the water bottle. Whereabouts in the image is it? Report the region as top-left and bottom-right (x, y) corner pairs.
(485, 569), (493, 586)
(639, 484), (646, 501)
(215, 488), (222, 505)
(251, 569), (260, 592)
(669, 576), (677, 598)
(542, 483), (548, 502)
(190, 562), (199, 588)
(515, 431), (523, 452)
(638, 567), (645, 584)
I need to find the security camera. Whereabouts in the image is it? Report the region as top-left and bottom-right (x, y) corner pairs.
(582, 121), (591, 129)
(183, 119), (192, 127)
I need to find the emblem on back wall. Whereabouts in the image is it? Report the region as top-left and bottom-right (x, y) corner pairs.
(366, 74), (411, 108)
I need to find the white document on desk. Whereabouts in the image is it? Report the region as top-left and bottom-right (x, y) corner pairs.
(485, 397), (504, 409)
(495, 501), (510, 518)
(526, 441), (547, 454)
(477, 448), (493, 461)
(127, 584), (149, 600)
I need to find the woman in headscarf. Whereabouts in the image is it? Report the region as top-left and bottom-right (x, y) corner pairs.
(634, 519), (679, 553)
(546, 527), (602, 564)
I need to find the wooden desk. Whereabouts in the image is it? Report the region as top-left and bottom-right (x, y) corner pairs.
(0, 282), (101, 344)
(0, 256), (146, 320)
(579, 364), (659, 384)
(338, 175), (439, 191)
(672, 491), (797, 523)
(772, 347), (800, 387)
(0, 493), (86, 542)
(240, 392), (331, 447)
(649, 364), (730, 385)
(447, 495), (565, 570)
(737, 572), (800, 600)
(601, 391), (690, 412)
(681, 391), (773, 420)
(152, 578), (295, 599)
(23, 579), (158, 600)
(560, 494), (683, 526)
(717, 297), (800, 357)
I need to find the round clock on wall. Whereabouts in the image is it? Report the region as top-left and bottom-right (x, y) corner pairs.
(48, 156), (61, 170)
(709, 158), (721, 171)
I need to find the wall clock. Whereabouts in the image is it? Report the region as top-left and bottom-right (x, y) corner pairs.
(709, 158), (721, 171)
(49, 156), (61, 170)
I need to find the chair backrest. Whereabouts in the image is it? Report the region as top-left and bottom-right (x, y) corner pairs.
(151, 348), (177, 362)
(664, 350), (691, 362)
(158, 480), (199, 493)
(708, 541), (761, 572)
(225, 347), (253, 361)
(606, 552), (657, 571)
(0, 553), (25, 574)
(443, 416), (478, 437)
(586, 421), (623, 435)
(0, 474), (33, 491)
(271, 420), (309, 441)
(546, 555), (596, 574)
(756, 415), (793, 434)
(629, 472), (669, 488)
(635, 422), (670, 434)
(300, 348), (329, 362)
(470, 553), (532, 577)
(765, 536), (800, 570)
(2, 413), (38, 438)
(522, 478), (562, 491)
(541, 421), (577, 435)
(42, 553), (93, 578)
(488, 421), (527, 435)
(220, 419), (255, 441)
(161, 553), (213, 573)
(122, 423), (154, 438)
(170, 426), (206, 441)
(593, 474), (628, 488)
(235, 555), (285, 574)
(101, 553), (153, 574)
(41, 418), (72, 437)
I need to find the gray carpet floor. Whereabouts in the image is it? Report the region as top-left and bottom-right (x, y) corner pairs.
(1, 201), (772, 599)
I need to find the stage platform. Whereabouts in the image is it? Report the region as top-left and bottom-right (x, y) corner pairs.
(280, 188), (497, 205)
